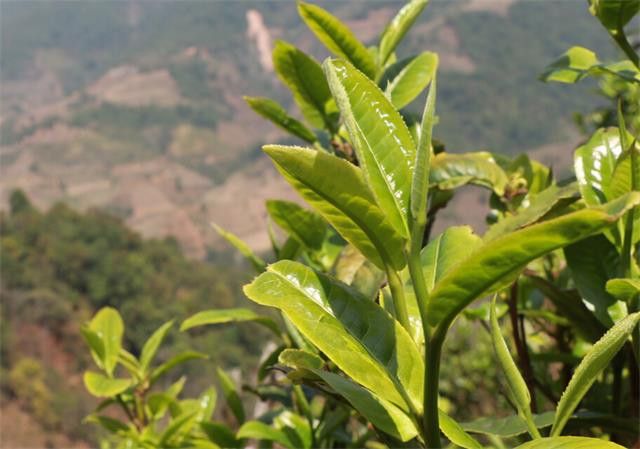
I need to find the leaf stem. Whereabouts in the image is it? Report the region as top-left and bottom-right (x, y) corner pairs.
(611, 29), (639, 69)
(423, 323), (446, 448)
(385, 266), (411, 334)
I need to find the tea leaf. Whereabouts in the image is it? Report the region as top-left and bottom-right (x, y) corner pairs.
(379, 0), (429, 66)
(244, 96), (317, 143)
(383, 52), (437, 109)
(514, 436), (626, 449)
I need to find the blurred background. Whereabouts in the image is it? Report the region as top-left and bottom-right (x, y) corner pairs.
(0, 0), (617, 446)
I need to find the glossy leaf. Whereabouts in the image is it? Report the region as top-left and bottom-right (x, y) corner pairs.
(551, 312), (640, 436)
(88, 307), (124, 376)
(150, 351), (207, 384)
(490, 297), (539, 438)
(159, 411), (197, 447)
(606, 277), (640, 300)
(279, 348), (324, 370)
(484, 183), (579, 242)
(462, 412), (555, 438)
(118, 349), (142, 379)
(273, 40), (334, 129)
(217, 368), (245, 424)
(410, 71), (437, 226)
(426, 193), (640, 327)
(84, 371), (131, 398)
(244, 260), (424, 413)
(244, 96), (316, 143)
(264, 145), (406, 270)
(575, 127), (624, 206)
(325, 59), (415, 238)
(237, 421), (294, 449)
(140, 320), (173, 373)
(180, 308), (280, 336)
(383, 52), (437, 109)
(514, 436), (626, 449)
(378, 0), (429, 66)
(298, 2), (376, 79)
(266, 200), (326, 251)
(564, 234), (618, 325)
(213, 224), (266, 273)
(81, 326), (105, 370)
(430, 152), (509, 195)
(438, 410), (482, 449)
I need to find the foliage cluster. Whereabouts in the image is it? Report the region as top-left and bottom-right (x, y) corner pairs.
(0, 191), (260, 444)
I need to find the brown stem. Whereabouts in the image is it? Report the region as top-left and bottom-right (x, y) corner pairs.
(509, 282), (538, 412)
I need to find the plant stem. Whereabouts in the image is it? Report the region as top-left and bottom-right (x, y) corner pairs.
(386, 266), (411, 334)
(423, 323), (446, 449)
(611, 29), (639, 69)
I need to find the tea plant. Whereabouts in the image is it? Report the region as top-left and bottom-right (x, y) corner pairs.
(212, 0), (639, 447)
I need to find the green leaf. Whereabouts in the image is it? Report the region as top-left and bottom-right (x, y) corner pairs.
(410, 71), (437, 226)
(378, 0), (429, 66)
(311, 370), (418, 442)
(438, 410), (483, 449)
(551, 312), (640, 436)
(201, 421), (241, 449)
(159, 411), (197, 447)
(273, 410), (312, 449)
(426, 193), (640, 327)
(298, 2), (376, 79)
(244, 96), (316, 143)
(540, 46), (640, 84)
(83, 371), (131, 398)
(484, 183), (579, 242)
(85, 414), (130, 434)
(382, 52), (437, 109)
(213, 224), (266, 273)
(606, 277), (640, 300)
(266, 200), (326, 251)
(489, 297), (539, 438)
(150, 351), (207, 384)
(237, 421), (295, 449)
(279, 348), (324, 370)
(430, 152), (509, 195)
(575, 127), (624, 206)
(462, 411), (555, 438)
(180, 308), (280, 337)
(332, 244), (385, 300)
(325, 58), (416, 237)
(514, 436), (626, 449)
(244, 260), (424, 413)
(264, 145), (406, 270)
(140, 320), (173, 374)
(217, 368), (245, 424)
(272, 40), (334, 129)
(564, 234), (619, 325)
(89, 307), (124, 376)
(589, 0), (640, 32)
(118, 349), (142, 379)
(81, 326), (105, 370)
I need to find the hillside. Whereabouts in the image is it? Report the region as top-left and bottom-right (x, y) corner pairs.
(0, 0), (616, 259)
(0, 191), (267, 446)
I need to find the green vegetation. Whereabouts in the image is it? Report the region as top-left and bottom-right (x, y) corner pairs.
(0, 190), (263, 444)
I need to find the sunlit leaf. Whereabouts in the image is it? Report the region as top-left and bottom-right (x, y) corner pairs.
(606, 277), (640, 300)
(378, 0), (429, 66)
(84, 371), (131, 398)
(180, 308), (280, 336)
(551, 312), (640, 436)
(140, 320), (174, 373)
(430, 152), (509, 195)
(264, 145), (406, 270)
(213, 224), (266, 273)
(273, 40), (335, 129)
(217, 368), (245, 424)
(382, 52), (437, 109)
(244, 260), (424, 413)
(89, 307), (124, 376)
(426, 193), (640, 327)
(514, 436), (626, 449)
(298, 2), (376, 78)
